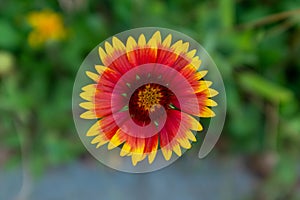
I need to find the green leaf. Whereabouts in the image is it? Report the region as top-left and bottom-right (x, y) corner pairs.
(219, 0), (235, 29)
(238, 72), (294, 103)
(0, 20), (20, 49)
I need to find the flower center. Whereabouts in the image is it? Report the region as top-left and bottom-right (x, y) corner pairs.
(137, 84), (163, 112)
(129, 83), (176, 126)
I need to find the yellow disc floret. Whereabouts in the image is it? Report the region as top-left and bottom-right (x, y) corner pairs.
(137, 84), (163, 112)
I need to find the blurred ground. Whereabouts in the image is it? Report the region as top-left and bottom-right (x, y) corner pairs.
(0, 154), (258, 200)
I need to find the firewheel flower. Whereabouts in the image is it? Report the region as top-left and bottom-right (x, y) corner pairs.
(27, 10), (67, 47)
(79, 31), (218, 166)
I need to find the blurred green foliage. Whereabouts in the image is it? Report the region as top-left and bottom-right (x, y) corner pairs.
(0, 0), (300, 199)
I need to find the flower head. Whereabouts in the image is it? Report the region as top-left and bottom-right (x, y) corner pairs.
(79, 31), (218, 166)
(27, 10), (66, 47)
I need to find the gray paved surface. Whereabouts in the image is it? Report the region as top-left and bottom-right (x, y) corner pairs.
(0, 154), (257, 200)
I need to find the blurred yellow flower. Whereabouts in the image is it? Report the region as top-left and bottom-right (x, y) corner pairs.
(27, 10), (67, 47)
